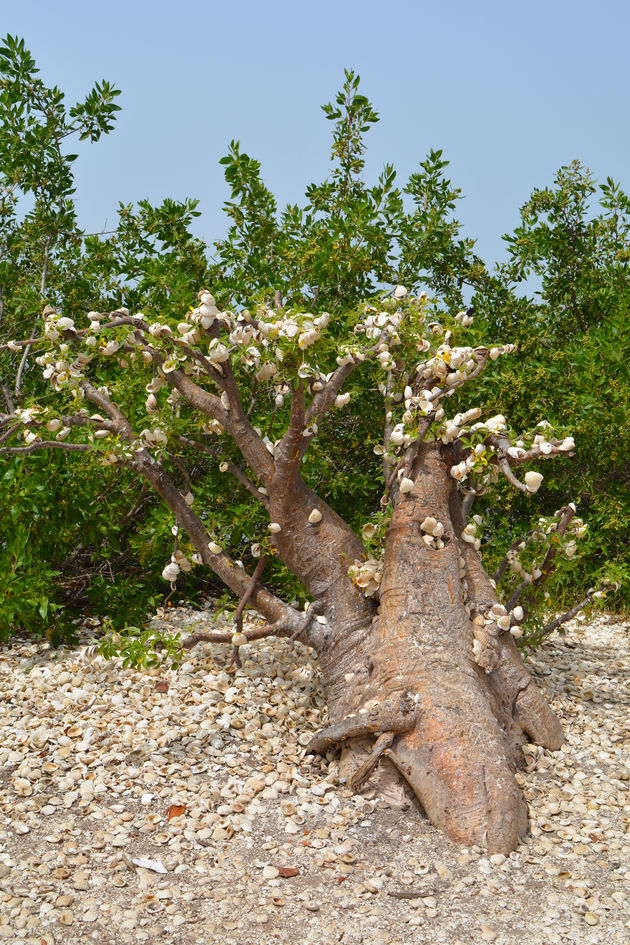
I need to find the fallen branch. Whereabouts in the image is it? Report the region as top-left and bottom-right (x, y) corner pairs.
(348, 731), (396, 791)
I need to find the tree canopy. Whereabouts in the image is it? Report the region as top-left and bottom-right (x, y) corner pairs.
(0, 41), (627, 646)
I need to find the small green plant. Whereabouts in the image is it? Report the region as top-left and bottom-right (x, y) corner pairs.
(96, 620), (183, 670)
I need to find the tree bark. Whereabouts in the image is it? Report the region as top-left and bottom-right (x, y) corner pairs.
(300, 444), (563, 854)
(105, 411), (563, 854)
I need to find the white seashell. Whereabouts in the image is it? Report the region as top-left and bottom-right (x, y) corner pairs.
(524, 471), (544, 493)
(420, 517), (438, 534)
(308, 508), (323, 524)
(389, 425), (405, 446)
(268, 523), (282, 534)
(231, 632), (248, 647)
(335, 392), (351, 408)
(512, 606), (524, 622)
(361, 523), (377, 540)
(393, 285), (408, 300)
(399, 477), (414, 493)
(208, 542), (222, 554)
(161, 563), (180, 582)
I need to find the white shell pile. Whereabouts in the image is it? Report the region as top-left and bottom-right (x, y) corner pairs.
(0, 609), (628, 945)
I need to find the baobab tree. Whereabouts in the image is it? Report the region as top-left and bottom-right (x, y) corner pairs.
(0, 286), (595, 853)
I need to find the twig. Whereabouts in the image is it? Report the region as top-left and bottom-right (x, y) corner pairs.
(492, 529), (536, 586)
(536, 585), (612, 640)
(0, 441), (95, 456)
(505, 506), (576, 613)
(349, 732), (395, 791)
(233, 556), (268, 635)
(306, 692), (416, 754)
(461, 491), (476, 523)
(15, 235), (51, 401)
(229, 555), (268, 667)
(1, 382), (14, 414)
(182, 600), (324, 651)
(173, 434), (270, 509)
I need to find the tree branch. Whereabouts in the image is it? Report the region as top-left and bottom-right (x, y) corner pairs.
(504, 506), (576, 613)
(535, 585), (613, 641)
(492, 529), (536, 586)
(0, 440), (95, 456)
(181, 601), (322, 650)
(15, 236), (51, 401)
(173, 434), (270, 509)
(275, 379), (306, 477)
(233, 556), (268, 634)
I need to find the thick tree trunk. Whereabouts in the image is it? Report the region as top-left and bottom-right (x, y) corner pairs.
(306, 445), (563, 854)
(138, 428), (563, 854)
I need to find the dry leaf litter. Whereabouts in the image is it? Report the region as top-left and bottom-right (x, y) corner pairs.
(0, 607), (628, 945)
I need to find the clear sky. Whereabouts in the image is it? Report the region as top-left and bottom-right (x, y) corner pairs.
(3, 0), (629, 268)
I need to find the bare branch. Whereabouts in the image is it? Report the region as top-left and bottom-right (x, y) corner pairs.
(304, 327), (394, 430)
(173, 434), (270, 509)
(536, 584), (614, 640)
(157, 363), (275, 484)
(306, 691), (417, 754)
(79, 379), (135, 437)
(15, 236), (51, 401)
(233, 556), (268, 635)
(0, 440), (95, 456)
(461, 491), (476, 523)
(182, 601), (321, 650)
(133, 453), (292, 625)
(499, 454), (530, 492)
(492, 529), (536, 586)
(1, 382), (14, 414)
(275, 379), (306, 476)
(349, 732), (396, 791)
(505, 506), (577, 614)
(165, 452), (192, 495)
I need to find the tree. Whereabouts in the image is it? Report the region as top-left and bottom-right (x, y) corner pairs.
(4, 279), (597, 851)
(0, 52), (613, 853)
(0, 35), (217, 636)
(472, 162), (630, 609)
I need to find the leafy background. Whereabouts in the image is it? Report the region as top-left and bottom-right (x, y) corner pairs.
(1, 39), (627, 642)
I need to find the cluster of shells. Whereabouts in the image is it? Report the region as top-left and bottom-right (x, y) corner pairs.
(419, 516), (446, 550)
(0, 610), (627, 944)
(471, 602), (525, 672)
(348, 558), (383, 597)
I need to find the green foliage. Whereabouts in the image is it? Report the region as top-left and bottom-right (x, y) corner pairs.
(1, 37), (627, 655)
(474, 166), (630, 609)
(97, 621), (183, 670)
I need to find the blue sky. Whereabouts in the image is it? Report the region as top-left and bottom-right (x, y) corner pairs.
(3, 0), (629, 268)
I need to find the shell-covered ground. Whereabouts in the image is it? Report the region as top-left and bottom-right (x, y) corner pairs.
(0, 608), (628, 945)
